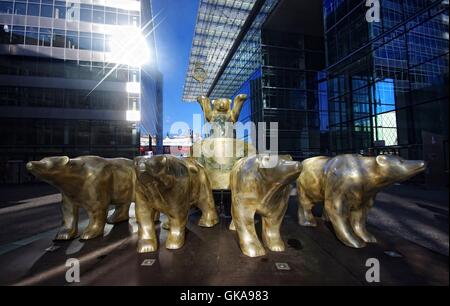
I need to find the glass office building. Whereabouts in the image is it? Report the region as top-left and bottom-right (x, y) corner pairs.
(183, 0), (327, 159)
(325, 0), (449, 184)
(0, 0), (162, 183)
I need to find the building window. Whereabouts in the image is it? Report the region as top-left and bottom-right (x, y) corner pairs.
(25, 26), (39, 45)
(66, 31), (78, 49)
(105, 7), (117, 25)
(27, 2), (40, 17)
(80, 4), (92, 23)
(118, 9), (129, 25)
(14, 1), (26, 15)
(79, 32), (91, 50)
(11, 26), (25, 44)
(39, 28), (52, 47)
(52, 29), (65, 48)
(92, 33), (104, 52)
(0, 1), (13, 14)
(54, 1), (66, 20)
(40, 4), (53, 18)
(131, 15), (139, 27)
(92, 6), (104, 24)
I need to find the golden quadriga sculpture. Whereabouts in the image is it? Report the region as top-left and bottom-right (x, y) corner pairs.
(297, 154), (426, 248)
(134, 155), (219, 253)
(27, 156), (135, 240)
(195, 95), (256, 190)
(229, 155), (302, 257)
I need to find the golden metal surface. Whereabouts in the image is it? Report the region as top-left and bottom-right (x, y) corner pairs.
(193, 138), (256, 190)
(296, 154), (426, 248)
(26, 156), (135, 241)
(195, 94), (255, 190)
(134, 155), (218, 253)
(197, 94), (248, 125)
(229, 155), (302, 257)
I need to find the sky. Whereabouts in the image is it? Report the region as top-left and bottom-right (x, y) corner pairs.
(151, 0), (202, 136)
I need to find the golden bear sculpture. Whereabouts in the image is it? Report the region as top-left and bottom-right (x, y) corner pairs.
(134, 155), (219, 253)
(26, 156), (135, 240)
(229, 155), (302, 257)
(296, 154), (426, 248)
(197, 94), (248, 125)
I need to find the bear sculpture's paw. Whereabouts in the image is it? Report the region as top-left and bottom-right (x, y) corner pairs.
(342, 237), (367, 249)
(137, 239), (158, 253)
(360, 233), (377, 243)
(229, 220), (236, 231)
(54, 228), (78, 241)
(266, 240), (285, 252)
(80, 227), (104, 240)
(166, 234), (185, 250)
(198, 216), (219, 228)
(241, 242), (266, 257)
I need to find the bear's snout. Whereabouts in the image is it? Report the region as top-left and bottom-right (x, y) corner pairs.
(26, 161), (45, 172)
(138, 162), (147, 173)
(26, 162), (33, 171)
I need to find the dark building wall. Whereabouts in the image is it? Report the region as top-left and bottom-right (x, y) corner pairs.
(140, 0), (163, 154)
(324, 0), (449, 185)
(0, 0), (152, 183)
(260, 30), (326, 159)
(141, 66), (163, 153)
(214, 0), (326, 160)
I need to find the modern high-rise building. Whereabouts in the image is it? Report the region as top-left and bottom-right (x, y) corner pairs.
(140, 0), (163, 156)
(0, 0), (162, 183)
(324, 0), (449, 184)
(183, 0), (448, 185)
(183, 0), (327, 160)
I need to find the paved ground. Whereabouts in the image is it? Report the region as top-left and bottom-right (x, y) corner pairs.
(0, 183), (448, 286)
(369, 184), (449, 256)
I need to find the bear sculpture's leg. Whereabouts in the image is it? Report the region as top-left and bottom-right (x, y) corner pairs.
(55, 194), (79, 241)
(350, 198), (377, 243)
(297, 187), (317, 227)
(196, 183), (219, 228)
(232, 202), (266, 257)
(229, 219), (236, 231)
(80, 202), (107, 240)
(322, 208), (330, 222)
(262, 212), (286, 252)
(136, 193), (158, 253)
(107, 204), (130, 224)
(325, 198), (366, 248)
(165, 214), (188, 250)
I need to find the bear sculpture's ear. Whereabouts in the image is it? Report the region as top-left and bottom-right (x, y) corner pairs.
(260, 154), (278, 169)
(225, 99), (232, 109)
(60, 156), (70, 166)
(376, 155), (388, 166)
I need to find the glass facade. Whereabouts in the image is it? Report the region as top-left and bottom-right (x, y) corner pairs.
(0, 0), (162, 183)
(325, 0), (448, 166)
(325, 0), (449, 184)
(184, 0), (326, 159)
(260, 31), (326, 158)
(182, 0), (257, 101)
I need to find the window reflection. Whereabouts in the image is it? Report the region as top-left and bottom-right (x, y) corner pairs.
(1, 1), (140, 27)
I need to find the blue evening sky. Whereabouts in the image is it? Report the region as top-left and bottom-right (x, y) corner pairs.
(152, 0), (202, 136)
